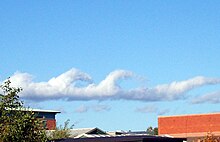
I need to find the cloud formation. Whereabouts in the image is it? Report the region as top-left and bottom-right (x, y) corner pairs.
(74, 104), (111, 113)
(74, 105), (89, 113)
(2, 68), (220, 102)
(135, 105), (170, 115)
(191, 91), (220, 104)
(135, 105), (158, 113)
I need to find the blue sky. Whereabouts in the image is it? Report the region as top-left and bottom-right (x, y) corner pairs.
(1, 0), (220, 131)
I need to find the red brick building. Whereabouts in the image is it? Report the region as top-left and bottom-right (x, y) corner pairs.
(158, 113), (220, 140)
(30, 109), (60, 130)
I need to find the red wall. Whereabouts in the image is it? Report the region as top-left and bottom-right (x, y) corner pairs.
(46, 119), (56, 130)
(158, 113), (220, 136)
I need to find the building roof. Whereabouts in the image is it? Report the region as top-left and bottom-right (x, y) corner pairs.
(7, 107), (61, 113)
(158, 112), (220, 118)
(158, 112), (220, 138)
(53, 135), (187, 142)
(69, 128), (107, 138)
(108, 130), (150, 136)
(27, 108), (61, 113)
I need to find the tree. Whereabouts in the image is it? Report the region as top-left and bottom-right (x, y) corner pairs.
(153, 127), (158, 135)
(48, 119), (74, 141)
(146, 126), (154, 135)
(0, 79), (47, 142)
(146, 126), (158, 135)
(200, 132), (220, 142)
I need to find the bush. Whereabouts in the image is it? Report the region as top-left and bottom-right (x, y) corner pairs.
(48, 119), (74, 140)
(201, 132), (220, 142)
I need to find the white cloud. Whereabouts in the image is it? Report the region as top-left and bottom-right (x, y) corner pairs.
(74, 104), (111, 113)
(74, 105), (88, 113)
(2, 68), (220, 102)
(158, 109), (170, 115)
(153, 76), (220, 99)
(118, 76), (220, 101)
(191, 91), (220, 104)
(135, 105), (158, 113)
(92, 104), (111, 112)
(135, 105), (170, 115)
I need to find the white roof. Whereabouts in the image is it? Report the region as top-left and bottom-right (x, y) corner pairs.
(28, 108), (61, 113)
(69, 127), (107, 138)
(7, 107), (61, 113)
(74, 133), (111, 138)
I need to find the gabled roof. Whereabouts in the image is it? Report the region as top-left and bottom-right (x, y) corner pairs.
(69, 128), (107, 138)
(53, 135), (187, 142)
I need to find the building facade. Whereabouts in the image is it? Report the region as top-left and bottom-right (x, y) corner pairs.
(30, 109), (60, 130)
(158, 113), (220, 141)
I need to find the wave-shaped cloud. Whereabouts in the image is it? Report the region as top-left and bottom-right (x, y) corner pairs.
(118, 76), (220, 101)
(191, 91), (220, 104)
(3, 68), (220, 102)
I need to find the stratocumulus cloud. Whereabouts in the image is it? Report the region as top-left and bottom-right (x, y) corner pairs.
(2, 68), (220, 102)
(135, 105), (170, 115)
(135, 105), (158, 113)
(75, 104), (111, 113)
(191, 91), (220, 104)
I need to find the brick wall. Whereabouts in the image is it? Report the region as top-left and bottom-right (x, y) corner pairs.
(158, 113), (220, 137)
(46, 119), (56, 130)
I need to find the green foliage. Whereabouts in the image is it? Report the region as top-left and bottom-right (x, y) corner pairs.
(48, 119), (74, 140)
(146, 126), (154, 135)
(0, 79), (47, 142)
(146, 126), (158, 135)
(153, 127), (158, 135)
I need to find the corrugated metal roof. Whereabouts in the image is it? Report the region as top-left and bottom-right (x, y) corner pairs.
(52, 135), (187, 142)
(74, 134), (111, 138)
(69, 128), (107, 138)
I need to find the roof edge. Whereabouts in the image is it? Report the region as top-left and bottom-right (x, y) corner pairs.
(158, 112), (220, 118)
